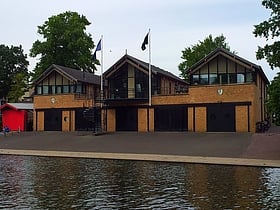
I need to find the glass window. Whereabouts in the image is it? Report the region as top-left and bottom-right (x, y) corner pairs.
(51, 85), (56, 94)
(200, 74), (208, 84)
(209, 74), (218, 84)
(136, 83), (141, 92)
(229, 73), (237, 83)
(70, 85), (75, 93)
(36, 86), (42, 95)
(43, 85), (49, 94)
(219, 74), (228, 84)
(237, 73), (245, 83)
(63, 85), (69, 93)
(246, 72), (253, 82)
(76, 84), (82, 93)
(57, 86), (62, 94)
(192, 75), (199, 85)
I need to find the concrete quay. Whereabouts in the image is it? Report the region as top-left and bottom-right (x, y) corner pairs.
(0, 128), (279, 167)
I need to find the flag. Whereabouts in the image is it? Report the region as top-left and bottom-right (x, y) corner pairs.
(93, 39), (102, 60)
(96, 39), (102, 51)
(141, 33), (149, 51)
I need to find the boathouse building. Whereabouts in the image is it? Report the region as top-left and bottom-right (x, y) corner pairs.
(32, 48), (269, 132)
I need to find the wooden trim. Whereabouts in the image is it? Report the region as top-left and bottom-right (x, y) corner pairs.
(193, 107), (196, 132)
(147, 107), (150, 132)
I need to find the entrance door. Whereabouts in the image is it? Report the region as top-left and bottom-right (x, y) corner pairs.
(44, 109), (62, 131)
(207, 103), (235, 132)
(75, 108), (96, 131)
(116, 107), (138, 131)
(154, 105), (187, 131)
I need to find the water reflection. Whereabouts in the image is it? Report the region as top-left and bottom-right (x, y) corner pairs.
(0, 155), (279, 209)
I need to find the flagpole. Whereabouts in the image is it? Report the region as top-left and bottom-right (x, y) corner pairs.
(148, 29), (151, 107)
(100, 35), (104, 133)
(100, 35), (104, 108)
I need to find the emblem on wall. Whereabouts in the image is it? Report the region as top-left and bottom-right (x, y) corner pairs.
(50, 97), (56, 103)
(217, 89), (223, 95)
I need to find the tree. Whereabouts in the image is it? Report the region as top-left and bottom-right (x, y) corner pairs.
(7, 72), (29, 102)
(0, 44), (29, 100)
(179, 34), (232, 80)
(267, 73), (280, 125)
(253, 0), (280, 69)
(30, 11), (98, 81)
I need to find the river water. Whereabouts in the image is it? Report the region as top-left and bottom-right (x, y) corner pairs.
(0, 155), (279, 209)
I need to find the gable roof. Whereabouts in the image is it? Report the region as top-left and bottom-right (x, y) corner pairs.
(0, 103), (33, 111)
(104, 54), (188, 84)
(34, 64), (101, 85)
(187, 48), (269, 84)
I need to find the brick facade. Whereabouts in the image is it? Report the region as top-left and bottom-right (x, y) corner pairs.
(105, 49), (268, 133)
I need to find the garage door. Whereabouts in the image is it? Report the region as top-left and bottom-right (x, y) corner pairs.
(207, 103), (235, 132)
(44, 109), (62, 131)
(116, 107), (138, 131)
(154, 105), (187, 131)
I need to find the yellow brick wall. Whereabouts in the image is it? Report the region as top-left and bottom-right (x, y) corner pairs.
(138, 108), (147, 132)
(187, 84), (255, 104)
(34, 94), (93, 109)
(107, 109), (116, 132)
(188, 107), (194, 132)
(195, 107), (207, 132)
(149, 108), (154, 132)
(152, 83), (261, 132)
(36, 111), (44, 131)
(235, 106), (248, 132)
(71, 110), (75, 131)
(153, 84), (256, 105)
(62, 111), (69, 131)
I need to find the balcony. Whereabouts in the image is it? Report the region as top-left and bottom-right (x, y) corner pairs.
(105, 86), (188, 103)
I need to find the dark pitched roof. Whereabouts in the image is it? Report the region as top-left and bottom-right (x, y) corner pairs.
(187, 48), (269, 84)
(104, 54), (188, 84)
(34, 64), (101, 85)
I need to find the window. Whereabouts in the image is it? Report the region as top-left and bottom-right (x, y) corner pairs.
(200, 74), (208, 84)
(70, 85), (75, 93)
(63, 85), (69, 93)
(36, 86), (42, 95)
(192, 75), (199, 85)
(246, 72), (253, 82)
(219, 74), (228, 84)
(76, 84), (82, 93)
(43, 85), (49, 94)
(229, 73), (237, 83)
(51, 85), (56, 94)
(56, 86), (62, 94)
(209, 74), (218, 84)
(237, 73), (245, 83)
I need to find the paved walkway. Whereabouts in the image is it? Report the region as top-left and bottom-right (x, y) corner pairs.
(0, 126), (279, 167)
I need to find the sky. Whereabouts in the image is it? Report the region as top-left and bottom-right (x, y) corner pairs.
(0, 0), (278, 81)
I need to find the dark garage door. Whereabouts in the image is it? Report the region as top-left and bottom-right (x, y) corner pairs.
(44, 109), (62, 131)
(207, 103), (235, 132)
(116, 107), (138, 131)
(154, 105), (187, 131)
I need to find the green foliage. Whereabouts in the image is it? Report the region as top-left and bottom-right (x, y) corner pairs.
(267, 73), (280, 125)
(0, 44), (29, 99)
(7, 72), (29, 102)
(253, 0), (280, 69)
(178, 34), (232, 80)
(30, 11), (98, 81)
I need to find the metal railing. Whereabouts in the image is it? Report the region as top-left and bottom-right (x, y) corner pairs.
(107, 86), (188, 99)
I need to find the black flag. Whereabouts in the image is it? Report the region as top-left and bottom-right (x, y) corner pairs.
(141, 33), (149, 50)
